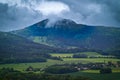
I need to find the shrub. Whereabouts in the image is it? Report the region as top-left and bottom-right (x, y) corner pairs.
(73, 54), (88, 58)
(100, 68), (112, 74)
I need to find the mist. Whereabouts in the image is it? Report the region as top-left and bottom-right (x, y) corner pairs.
(0, 0), (120, 31)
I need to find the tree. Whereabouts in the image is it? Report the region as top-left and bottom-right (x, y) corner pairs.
(73, 54), (88, 58)
(100, 68), (112, 74)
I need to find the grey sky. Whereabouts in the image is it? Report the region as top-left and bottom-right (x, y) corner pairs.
(0, 0), (120, 31)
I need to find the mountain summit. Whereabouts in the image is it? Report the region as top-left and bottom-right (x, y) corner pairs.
(28, 18), (77, 29)
(13, 19), (93, 37)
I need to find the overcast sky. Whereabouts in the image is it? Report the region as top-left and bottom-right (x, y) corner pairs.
(0, 0), (120, 31)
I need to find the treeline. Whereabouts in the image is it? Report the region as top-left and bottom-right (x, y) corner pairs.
(0, 68), (92, 80)
(108, 49), (120, 58)
(57, 48), (120, 58)
(0, 57), (47, 64)
(73, 54), (88, 58)
(0, 53), (63, 64)
(72, 54), (115, 58)
(45, 65), (78, 74)
(0, 56), (63, 64)
(53, 47), (120, 58)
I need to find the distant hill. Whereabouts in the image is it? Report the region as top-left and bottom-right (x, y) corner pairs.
(0, 31), (60, 63)
(12, 19), (120, 52)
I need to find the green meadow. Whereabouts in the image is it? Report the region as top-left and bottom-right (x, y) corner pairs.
(0, 52), (120, 80)
(51, 52), (114, 57)
(0, 52), (120, 71)
(67, 71), (120, 80)
(0, 58), (119, 71)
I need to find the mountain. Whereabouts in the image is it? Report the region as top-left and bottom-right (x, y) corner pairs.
(0, 31), (60, 63)
(12, 19), (120, 56)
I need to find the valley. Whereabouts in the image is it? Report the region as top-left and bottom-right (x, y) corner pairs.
(0, 19), (120, 80)
(0, 52), (120, 80)
(0, 0), (120, 79)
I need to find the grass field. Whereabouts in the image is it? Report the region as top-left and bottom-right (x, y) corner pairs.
(0, 58), (120, 71)
(75, 52), (102, 57)
(51, 52), (115, 57)
(0, 52), (120, 80)
(67, 71), (120, 80)
(51, 53), (73, 57)
(0, 52), (120, 71)
(63, 58), (120, 63)
(51, 52), (102, 57)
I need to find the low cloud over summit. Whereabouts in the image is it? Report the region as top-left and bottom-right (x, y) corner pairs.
(0, 0), (120, 31)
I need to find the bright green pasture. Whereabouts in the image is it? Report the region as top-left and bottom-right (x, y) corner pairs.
(51, 52), (102, 57)
(63, 58), (120, 63)
(51, 52), (114, 57)
(0, 58), (120, 71)
(51, 53), (73, 57)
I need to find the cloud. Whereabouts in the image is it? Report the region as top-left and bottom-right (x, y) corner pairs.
(58, 0), (120, 27)
(0, 0), (70, 31)
(0, 0), (120, 31)
(0, 0), (43, 31)
(35, 1), (70, 16)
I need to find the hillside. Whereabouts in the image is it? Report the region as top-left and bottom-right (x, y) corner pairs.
(0, 32), (59, 63)
(12, 19), (120, 52)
